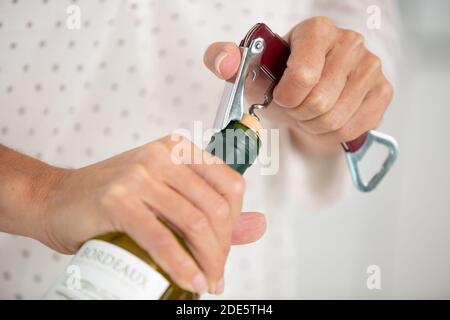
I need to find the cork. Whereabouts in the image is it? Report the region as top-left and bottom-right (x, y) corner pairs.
(240, 113), (263, 136)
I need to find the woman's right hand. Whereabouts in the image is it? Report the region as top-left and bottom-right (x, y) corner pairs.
(36, 135), (266, 295)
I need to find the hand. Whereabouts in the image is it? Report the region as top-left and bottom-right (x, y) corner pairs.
(36, 135), (266, 294)
(203, 17), (394, 152)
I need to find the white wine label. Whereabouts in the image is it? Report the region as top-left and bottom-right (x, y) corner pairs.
(44, 239), (169, 300)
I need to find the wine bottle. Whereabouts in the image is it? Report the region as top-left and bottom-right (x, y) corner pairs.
(44, 114), (262, 300)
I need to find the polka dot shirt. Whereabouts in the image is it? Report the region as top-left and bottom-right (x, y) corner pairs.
(0, 0), (397, 299)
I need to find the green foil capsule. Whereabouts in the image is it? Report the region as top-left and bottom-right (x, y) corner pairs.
(206, 114), (261, 175)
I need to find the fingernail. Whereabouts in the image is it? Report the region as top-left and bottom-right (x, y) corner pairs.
(215, 277), (224, 295)
(214, 51), (228, 77)
(192, 273), (208, 294)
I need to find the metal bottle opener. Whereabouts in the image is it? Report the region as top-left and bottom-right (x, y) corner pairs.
(213, 23), (398, 192)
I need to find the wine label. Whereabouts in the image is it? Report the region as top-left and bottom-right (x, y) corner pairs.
(44, 240), (169, 300)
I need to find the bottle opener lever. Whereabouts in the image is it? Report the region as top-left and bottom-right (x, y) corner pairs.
(213, 23), (398, 192)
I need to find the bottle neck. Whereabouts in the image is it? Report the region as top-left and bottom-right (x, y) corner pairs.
(206, 114), (262, 175)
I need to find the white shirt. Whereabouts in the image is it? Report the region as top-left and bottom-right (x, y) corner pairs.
(0, 0), (398, 299)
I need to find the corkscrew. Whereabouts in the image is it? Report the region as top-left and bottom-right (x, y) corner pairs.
(213, 23), (398, 192)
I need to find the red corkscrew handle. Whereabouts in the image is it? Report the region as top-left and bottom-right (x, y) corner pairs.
(242, 23), (367, 153)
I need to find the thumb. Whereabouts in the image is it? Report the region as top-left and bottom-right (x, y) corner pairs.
(203, 42), (241, 80)
(231, 212), (267, 245)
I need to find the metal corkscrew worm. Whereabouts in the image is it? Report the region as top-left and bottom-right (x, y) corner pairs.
(248, 83), (275, 120)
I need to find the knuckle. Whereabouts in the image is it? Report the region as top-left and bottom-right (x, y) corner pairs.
(379, 82), (394, 103)
(309, 16), (333, 28)
(154, 135), (193, 165)
(228, 173), (245, 197)
(99, 182), (127, 208)
(322, 113), (345, 132)
(306, 92), (330, 115)
(98, 183), (134, 228)
(212, 197), (230, 219)
(139, 141), (167, 161)
(203, 43), (217, 67)
(162, 133), (181, 143)
(288, 65), (321, 89)
(162, 133), (190, 149)
(187, 212), (210, 237)
(367, 53), (382, 73)
(343, 29), (365, 47)
(126, 163), (149, 185)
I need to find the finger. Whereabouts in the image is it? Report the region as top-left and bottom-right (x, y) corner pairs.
(144, 179), (226, 294)
(161, 161), (232, 253)
(164, 136), (244, 227)
(189, 150), (245, 226)
(298, 51), (381, 135)
(287, 30), (365, 121)
(231, 212), (267, 245)
(111, 195), (208, 295)
(203, 42), (241, 80)
(316, 75), (393, 145)
(273, 17), (337, 108)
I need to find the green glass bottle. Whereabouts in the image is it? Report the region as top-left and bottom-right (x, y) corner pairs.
(44, 114), (261, 300)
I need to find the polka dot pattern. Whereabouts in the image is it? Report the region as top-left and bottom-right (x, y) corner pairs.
(0, 0), (348, 300)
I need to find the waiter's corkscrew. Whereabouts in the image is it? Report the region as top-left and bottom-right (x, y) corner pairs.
(213, 23), (398, 192)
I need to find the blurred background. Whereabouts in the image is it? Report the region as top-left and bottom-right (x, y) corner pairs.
(314, 0), (449, 299)
(375, 0), (450, 298)
(353, 0), (450, 299)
